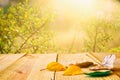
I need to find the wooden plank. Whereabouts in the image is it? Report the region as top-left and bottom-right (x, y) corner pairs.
(55, 53), (120, 80)
(88, 53), (120, 80)
(90, 53), (120, 77)
(0, 54), (57, 80)
(89, 52), (120, 61)
(0, 54), (8, 61)
(89, 53), (120, 68)
(55, 53), (107, 80)
(0, 54), (7, 57)
(27, 54), (57, 80)
(0, 54), (25, 72)
(0, 54), (39, 80)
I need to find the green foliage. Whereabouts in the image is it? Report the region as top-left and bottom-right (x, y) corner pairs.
(83, 18), (115, 52)
(110, 46), (120, 53)
(0, 1), (55, 54)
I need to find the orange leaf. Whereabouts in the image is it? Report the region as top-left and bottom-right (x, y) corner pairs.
(63, 65), (83, 76)
(47, 62), (66, 71)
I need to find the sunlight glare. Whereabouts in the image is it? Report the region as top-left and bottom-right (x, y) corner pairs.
(56, 0), (96, 16)
(79, 0), (95, 6)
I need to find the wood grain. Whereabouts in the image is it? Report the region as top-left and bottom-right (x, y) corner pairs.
(0, 53), (119, 80)
(0, 54), (8, 61)
(27, 54), (57, 80)
(55, 53), (107, 80)
(55, 53), (120, 80)
(0, 54), (37, 80)
(0, 54), (25, 72)
(90, 52), (120, 77)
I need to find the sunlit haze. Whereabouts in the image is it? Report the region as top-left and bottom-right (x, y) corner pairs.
(33, 0), (120, 52)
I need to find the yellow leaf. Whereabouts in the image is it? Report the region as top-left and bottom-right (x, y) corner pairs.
(63, 65), (83, 76)
(47, 62), (66, 71)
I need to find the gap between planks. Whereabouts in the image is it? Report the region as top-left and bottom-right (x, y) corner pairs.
(26, 54), (57, 80)
(1, 53), (119, 80)
(53, 54), (58, 80)
(0, 54), (37, 80)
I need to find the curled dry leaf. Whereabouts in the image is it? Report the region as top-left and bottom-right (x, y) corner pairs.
(63, 65), (83, 76)
(75, 62), (94, 68)
(47, 62), (66, 71)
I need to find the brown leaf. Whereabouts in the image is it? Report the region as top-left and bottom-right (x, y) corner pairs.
(75, 62), (94, 68)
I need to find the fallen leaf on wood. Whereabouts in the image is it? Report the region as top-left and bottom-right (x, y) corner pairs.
(84, 70), (111, 77)
(47, 62), (66, 71)
(75, 62), (94, 68)
(63, 65), (83, 76)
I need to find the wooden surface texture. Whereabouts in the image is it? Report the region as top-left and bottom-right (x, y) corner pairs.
(0, 53), (119, 80)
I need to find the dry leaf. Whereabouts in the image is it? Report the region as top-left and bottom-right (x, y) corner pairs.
(63, 65), (83, 76)
(47, 62), (66, 71)
(75, 62), (94, 68)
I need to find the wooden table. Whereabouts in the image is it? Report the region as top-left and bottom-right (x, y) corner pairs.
(0, 53), (120, 80)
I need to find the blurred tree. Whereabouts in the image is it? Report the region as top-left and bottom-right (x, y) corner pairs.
(110, 46), (120, 53)
(83, 17), (115, 52)
(0, 0), (55, 54)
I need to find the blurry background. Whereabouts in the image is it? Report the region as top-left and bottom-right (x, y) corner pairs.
(0, 0), (120, 53)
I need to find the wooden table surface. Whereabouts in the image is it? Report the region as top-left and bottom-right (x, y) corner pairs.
(0, 53), (120, 80)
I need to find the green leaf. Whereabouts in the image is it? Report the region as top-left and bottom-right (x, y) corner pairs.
(84, 70), (111, 77)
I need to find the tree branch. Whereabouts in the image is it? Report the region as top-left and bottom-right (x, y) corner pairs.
(93, 27), (98, 52)
(14, 20), (48, 54)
